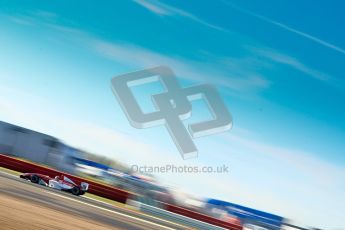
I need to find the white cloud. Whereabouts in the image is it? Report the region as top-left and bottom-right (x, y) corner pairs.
(91, 39), (340, 92)
(6, 9), (337, 93)
(133, 0), (171, 16)
(252, 47), (331, 81)
(136, 0), (345, 55)
(222, 0), (345, 55)
(5, 15), (35, 26)
(250, 47), (345, 89)
(4, 10), (58, 27)
(132, 0), (228, 32)
(2, 12), (270, 93)
(91, 39), (271, 92)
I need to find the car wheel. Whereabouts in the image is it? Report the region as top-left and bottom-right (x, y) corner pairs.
(71, 186), (81, 196)
(30, 175), (39, 184)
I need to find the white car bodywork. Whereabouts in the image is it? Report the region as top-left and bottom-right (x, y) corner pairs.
(48, 175), (88, 192)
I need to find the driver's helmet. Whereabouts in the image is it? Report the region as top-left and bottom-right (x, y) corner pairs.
(55, 176), (60, 180)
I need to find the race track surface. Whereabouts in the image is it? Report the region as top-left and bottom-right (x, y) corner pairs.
(0, 171), (190, 230)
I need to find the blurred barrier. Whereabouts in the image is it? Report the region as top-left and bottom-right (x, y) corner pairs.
(138, 202), (229, 230)
(128, 194), (242, 230)
(164, 203), (242, 230)
(0, 154), (242, 230)
(139, 204), (242, 230)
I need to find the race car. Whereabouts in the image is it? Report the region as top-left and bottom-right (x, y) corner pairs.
(20, 173), (89, 196)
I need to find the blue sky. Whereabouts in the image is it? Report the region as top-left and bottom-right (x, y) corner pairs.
(0, 0), (345, 228)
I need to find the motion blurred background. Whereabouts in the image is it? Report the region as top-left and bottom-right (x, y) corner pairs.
(1, 0), (345, 229)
